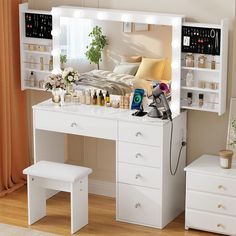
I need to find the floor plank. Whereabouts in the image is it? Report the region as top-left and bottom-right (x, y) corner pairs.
(0, 186), (216, 235)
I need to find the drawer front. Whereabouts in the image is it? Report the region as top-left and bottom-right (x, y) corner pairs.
(118, 141), (161, 167)
(187, 191), (236, 217)
(186, 210), (236, 235)
(34, 110), (117, 140)
(117, 183), (161, 227)
(118, 163), (161, 189)
(118, 121), (163, 146)
(187, 172), (236, 197)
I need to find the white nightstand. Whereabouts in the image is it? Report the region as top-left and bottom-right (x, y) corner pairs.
(185, 154), (236, 236)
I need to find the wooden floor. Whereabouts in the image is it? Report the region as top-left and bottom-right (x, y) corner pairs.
(0, 186), (216, 236)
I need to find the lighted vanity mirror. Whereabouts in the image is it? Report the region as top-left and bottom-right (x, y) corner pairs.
(52, 6), (183, 113)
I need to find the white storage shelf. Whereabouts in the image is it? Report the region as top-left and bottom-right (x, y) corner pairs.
(19, 3), (53, 91)
(181, 20), (228, 116)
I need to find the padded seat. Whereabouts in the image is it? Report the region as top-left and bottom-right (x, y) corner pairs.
(23, 161), (92, 234)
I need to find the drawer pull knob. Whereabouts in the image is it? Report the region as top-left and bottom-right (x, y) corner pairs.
(135, 153), (142, 158)
(218, 204), (224, 209)
(135, 203), (141, 208)
(135, 174), (142, 179)
(71, 122), (77, 127)
(218, 185), (224, 190)
(135, 132), (142, 137)
(217, 223), (224, 228)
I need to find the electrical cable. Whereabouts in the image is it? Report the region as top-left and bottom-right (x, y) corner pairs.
(169, 120), (186, 176)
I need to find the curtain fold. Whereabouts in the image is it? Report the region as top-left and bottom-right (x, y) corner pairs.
(0, 0), (29, 197)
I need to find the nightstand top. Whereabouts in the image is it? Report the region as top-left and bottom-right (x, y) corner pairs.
(184, 154), (236, 179)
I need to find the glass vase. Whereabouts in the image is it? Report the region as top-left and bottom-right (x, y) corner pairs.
(51, 88), (61, 103)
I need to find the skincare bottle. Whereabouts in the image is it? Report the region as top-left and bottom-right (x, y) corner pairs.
(85, 90), (91, 105)
(199, 94), (204, 107)
(105, 91), (110, 104)
(120, 96), (124, 109)
(186, 70), (194, 87)
(29, 71), (36, 87)
(98, 90), (103, 105)
(40, 57), (44, 70)
(211, 56), (216, 70)
(100, 92), (105, 106)
(80, 90), (86, 104)
(187, 92), (192, 106)
(29, 56), (35, 69)
(48, 56), (53, 71)
(92, 91), (97, 105)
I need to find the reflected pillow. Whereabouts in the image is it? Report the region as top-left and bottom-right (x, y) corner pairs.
(113, 63), (140, 75)
(135, 57), (166, 81)
(120, 55), (142, 63)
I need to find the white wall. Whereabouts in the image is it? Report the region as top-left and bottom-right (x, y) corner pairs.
(27, 0), (236, 182)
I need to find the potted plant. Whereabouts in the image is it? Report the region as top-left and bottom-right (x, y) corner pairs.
(85, 26), (108, 70)
(60, 54), (67, 71)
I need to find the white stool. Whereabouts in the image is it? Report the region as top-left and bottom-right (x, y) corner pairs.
(23, 161), (92, 234)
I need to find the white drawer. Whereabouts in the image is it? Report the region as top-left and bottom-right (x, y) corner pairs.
(118, 163), (161, 189)
(117, 183), (161, 227)
(118, 141), (161, 167)
(187, 172), (236, 197)
(118, 121), (163, 146)
(187, 191), (236, 217)
(186, 210), (236, 235)
(34, 110), (117, 140)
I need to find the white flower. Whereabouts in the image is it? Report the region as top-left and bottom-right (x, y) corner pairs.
(68, 76), (73, 81)
(74, 75), (79, 81)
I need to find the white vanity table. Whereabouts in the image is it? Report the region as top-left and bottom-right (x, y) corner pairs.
(33, 100), (186, 229)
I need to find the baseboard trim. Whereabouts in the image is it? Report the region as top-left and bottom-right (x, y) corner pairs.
(88, 179), (116, 198)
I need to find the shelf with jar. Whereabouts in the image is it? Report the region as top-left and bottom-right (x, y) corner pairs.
(180, 19), (228, 116)
(20, 3), (53, 91)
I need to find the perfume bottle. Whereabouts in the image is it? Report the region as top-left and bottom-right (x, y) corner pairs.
(85, 90), (91, 105)
(48, 56), (53, 71)
(29, 71), (37, 87)
(92, 91), (97, 105)
(105, 91), (110, 104)
(199, 94), (204, 107)
(187, 92), (193, 106)
(186, 70), (194, 87)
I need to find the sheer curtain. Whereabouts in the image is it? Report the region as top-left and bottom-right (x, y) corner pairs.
(0, 0), (29, 197)
(60, 17), (95, 72)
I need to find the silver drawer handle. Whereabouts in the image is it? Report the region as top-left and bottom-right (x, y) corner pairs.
(71, 122), (78, 127)
(135, 174), (142, 179)
(135, 132), (142, 137)
(135, 203), (141, 208)
(135, 153), (142, 158)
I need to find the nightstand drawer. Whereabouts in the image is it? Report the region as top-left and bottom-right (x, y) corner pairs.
(187, 191), (236, 217)
(186, 210), (236, 235)
(187, 172), (236, 197)
(118, 163), (161, 189)
(118, 121), (162, 146)
(117, 183), (161, 227)
(34, 110), (117, 140)
(118, 141), (161, 167)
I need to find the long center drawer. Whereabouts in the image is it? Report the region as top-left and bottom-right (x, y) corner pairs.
(34, 110), (117, 140)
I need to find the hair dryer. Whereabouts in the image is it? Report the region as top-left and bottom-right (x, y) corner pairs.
(148, 83), (172, 121)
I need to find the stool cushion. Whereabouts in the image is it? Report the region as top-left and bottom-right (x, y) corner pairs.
(23, 161), (92, 183)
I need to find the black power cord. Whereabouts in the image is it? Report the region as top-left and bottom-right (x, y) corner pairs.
(169, 120), (187, 176)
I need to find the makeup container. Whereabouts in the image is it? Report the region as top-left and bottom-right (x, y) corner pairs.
(187, 92), (193, 106)
(185, 53), (194, 67)
(198, 54), (207, 68)
(199, 94), (204, 107)
(211, 56), (216, 70)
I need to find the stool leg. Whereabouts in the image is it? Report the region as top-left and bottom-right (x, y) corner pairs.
(71, 176), (88, 234)
(27, 175), (46, 225)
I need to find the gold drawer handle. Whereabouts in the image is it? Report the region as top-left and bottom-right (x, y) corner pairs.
(135, 132), (142, 137)
(217, 223), (224, 228)
(135, 203), (141, 208)
(218, 204), (224, 209)
(218, 185), (224, 190)
(135, 174), (142, 179)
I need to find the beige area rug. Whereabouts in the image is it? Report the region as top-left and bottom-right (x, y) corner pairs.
(0, 223), (60, 236)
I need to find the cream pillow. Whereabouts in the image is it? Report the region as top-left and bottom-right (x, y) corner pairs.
(120, 55), (142, 63)
(113, 63), (140, 75)
(135, 57), (166, 81)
